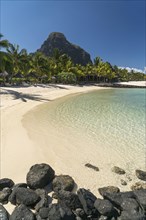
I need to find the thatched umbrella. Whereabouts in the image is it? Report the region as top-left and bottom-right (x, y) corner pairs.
(0, 71), (9, 85)
(0, 71), (9, 77)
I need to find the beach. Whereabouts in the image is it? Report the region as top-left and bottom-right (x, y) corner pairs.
(117, 81), (146, 86)
(0, 82), (145, 210)
(1, 84), (109, 182)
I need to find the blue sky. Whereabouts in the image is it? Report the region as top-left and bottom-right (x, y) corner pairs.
(1, 0), (145, 71)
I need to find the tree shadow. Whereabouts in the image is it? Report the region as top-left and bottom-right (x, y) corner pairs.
(0, 88), (52, 103)
(36, 84), (69, 90)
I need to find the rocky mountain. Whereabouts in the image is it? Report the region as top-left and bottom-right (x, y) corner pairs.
(37, 32), (92, 65)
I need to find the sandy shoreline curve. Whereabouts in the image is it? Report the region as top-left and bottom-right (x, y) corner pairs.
(0, 82), (145, 213)
(1, 84), (109, 181)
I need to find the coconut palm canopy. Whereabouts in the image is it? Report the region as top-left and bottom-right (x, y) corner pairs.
(0, 34), (9, 49)
(0, 34), (145, 85)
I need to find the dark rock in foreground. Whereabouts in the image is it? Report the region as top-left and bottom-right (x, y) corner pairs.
(44, 203), (76, 220)
(134, 189), (146, 210)
(37, 32), (92, 65)
(122, 197), (139, 210)
(118, 210), (145, 220)
(35, 188), (50, 211)
(77, 188), (98, 217)
(94, 198), (115, 217)
(0, 178), (14, 190)
(0, 204), (9, 220)
(26, 163), (55, 189)
(38, 207), (50, 219)
(103, 191), (146, 219)
(98, 186), (120, 197)
(13, 183), (27, 189)
(85, 163), (99, 171)
(103, 191), (135, 209)
(10, 204), (35, 220)
(111, 166), (126, 175)
(2, 163), (146, 219)
(9, 187), (40, 206)
(74, 208), (86, 219)
(135, 170), (146, 181)
(52, 175), (75, 192)
(0, 188), (12, 204)
(56, 190), (82, 210)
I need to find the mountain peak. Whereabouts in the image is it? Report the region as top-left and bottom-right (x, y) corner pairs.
(37, 32), (92, 65)
(48, 32), (66, 40)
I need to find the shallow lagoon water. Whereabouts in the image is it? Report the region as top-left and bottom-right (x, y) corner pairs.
(24, 88), (146, 174)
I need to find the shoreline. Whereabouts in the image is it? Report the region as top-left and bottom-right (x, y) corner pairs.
(1, 84), (109, 182)
(1, 83), (145, 184)
(0, 82), (145, 213)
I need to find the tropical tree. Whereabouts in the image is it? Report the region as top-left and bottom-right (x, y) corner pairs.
(0, 34), (9, 49)
(72, 64), (85, 82)
(0, 34), (11, 84)
(84, 63), (94, 82)
(19, 49), (32, 83)
(6, 44), (24, 83)
(29, 52), (51, 83)
(59, 54), (73, 72)
(0, 34), (10, 72)
(57, 72), (77, 84)
(94, 56), (102, 67)
(118, 68), (129, 81)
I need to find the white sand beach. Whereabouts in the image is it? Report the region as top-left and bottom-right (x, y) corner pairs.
(116, 81), (146, 86)
(0, 82), (145, 213)
(1, 84), (108, 182)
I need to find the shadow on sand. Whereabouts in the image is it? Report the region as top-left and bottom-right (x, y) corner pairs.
(36, 84), (70, 89)
(0, 88), (52, 103)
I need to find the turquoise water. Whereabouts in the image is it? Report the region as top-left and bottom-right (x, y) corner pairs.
(25, 88), (146, 169)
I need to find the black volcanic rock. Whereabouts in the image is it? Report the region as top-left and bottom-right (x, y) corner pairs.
(134, 189), (146, 210)
(26, 163), (55, 189)
(94, 198), (116, 217)
(0, 204), (9, 220)
(47, 203), (76, 220)
(135, 170), (146, 181)
(56, 190), (82, 210)
(98, 186), (120, 197)
(10, 205), (35, 220)
(77, 188), (98, 217)
(52, 175), (75, 192)
(35, 188), (50, 211)
(0, 188), (12, 204)
(9, 187), (40, 207)
(0, 178), (14, 190)
(37, 32), (92, 65)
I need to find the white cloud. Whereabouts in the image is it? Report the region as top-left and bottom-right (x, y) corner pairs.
(119, 66), (145, 73)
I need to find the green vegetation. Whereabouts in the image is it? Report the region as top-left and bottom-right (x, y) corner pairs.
(0, 34), (145, 85)
(57, 72), (77, 84)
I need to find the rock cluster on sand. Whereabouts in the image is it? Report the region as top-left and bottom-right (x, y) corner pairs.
(0, 163), (146, 220)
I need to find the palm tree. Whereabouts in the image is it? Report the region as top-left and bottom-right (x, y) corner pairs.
(0, 34), (10, 71)
(30, 52), (50, 84)
(0, 34), (10, 84)
(0, 34), (9, 49)
(7, 44), (29, 84)
(59, 54), (73, 72)
(73, 64), (85, 82)
(19, 49), (32, 83)
(94, 56), (102, 67)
